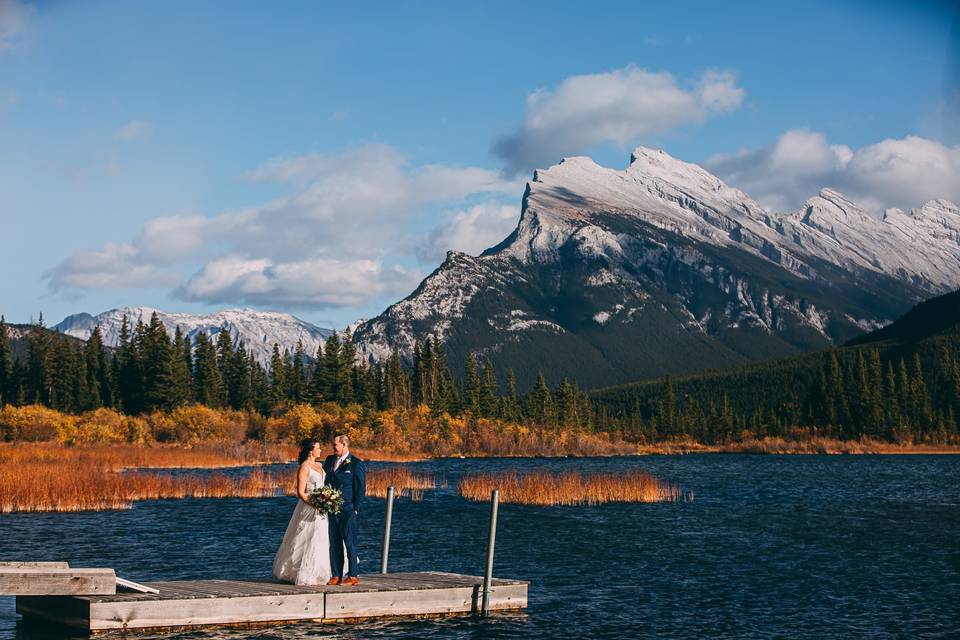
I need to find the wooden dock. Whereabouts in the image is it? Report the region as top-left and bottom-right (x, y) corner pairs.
(16, 571), (528, 633)
(0, 562), (116, 597)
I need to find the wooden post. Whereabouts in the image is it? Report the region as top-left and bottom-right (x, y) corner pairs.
(380, 485), (395, 574)
(480, 489), (499, 617)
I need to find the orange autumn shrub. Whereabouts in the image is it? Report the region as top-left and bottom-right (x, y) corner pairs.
(0, 405), (75, 442)
(267, 403), (324, 442)
(144, 411), (176, 442)
(168, 404), (246, 442)
(72, 408), (129, 445)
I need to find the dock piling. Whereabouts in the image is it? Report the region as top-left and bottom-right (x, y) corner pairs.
(480, 488), (499, 617)
(381, 485), (395, 574)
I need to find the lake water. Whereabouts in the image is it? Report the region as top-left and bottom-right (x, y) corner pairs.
(2, 455), (959, 639)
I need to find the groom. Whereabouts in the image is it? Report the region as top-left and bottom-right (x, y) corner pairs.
(323, 433), (365, 586)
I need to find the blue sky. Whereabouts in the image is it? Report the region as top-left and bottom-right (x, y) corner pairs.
(1, 0), (957, 328)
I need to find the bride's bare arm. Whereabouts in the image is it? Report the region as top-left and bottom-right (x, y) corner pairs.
(296, 463), (312, 505)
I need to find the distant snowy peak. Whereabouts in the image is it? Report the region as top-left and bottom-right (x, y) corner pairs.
(54, 307), (334, 365)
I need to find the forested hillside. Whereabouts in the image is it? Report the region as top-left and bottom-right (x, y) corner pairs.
(592, 290), (960, 443)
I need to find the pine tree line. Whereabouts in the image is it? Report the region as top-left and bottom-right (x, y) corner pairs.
(4, 311), (958, 443)
(596, 341), (960, 443)
(0, 314), (596, 429)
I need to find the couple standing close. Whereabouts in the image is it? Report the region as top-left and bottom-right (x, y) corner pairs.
(272, 434), (366, 586)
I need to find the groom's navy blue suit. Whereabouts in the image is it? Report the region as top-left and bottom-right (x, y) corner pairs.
(323, 452), (365, 579)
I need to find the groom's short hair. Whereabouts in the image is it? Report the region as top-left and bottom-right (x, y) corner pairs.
(332, 433), (350, 446)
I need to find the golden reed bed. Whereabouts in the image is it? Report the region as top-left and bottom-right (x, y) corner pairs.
(0, 444), (437, 513)
(457, 470), (690, 506)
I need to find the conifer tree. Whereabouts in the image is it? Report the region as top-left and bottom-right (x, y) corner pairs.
(503, 368), (519, 421)
(226, 341), (251, 410)
(118, 317), (147, 414)
(193, 331), (224, 407)
(216, 327), (233, 382)
(479, 358), (497, 418)
(270, 344), (287, 407)
(51, 334), (78, 412)
(0, 316), (12, 406)
(141, 313), (175, 412)
(528, 372), (553, 425)
(82, 326), (110, 409)
(463, 353), (481, 415)
(323, 331), (342, 403)
(291, 340), (305, 403)
(26, 314), (54, 405)
(338, 329), (356, 405)
(166, 327), (194, 409)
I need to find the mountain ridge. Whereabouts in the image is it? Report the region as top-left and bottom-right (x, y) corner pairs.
(352, 146), (960, 388)
(54, 307), (333, 366)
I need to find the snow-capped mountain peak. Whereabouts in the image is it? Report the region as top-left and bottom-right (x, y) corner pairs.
(54, 307), (334, 365)
(352, 147), (960, 388)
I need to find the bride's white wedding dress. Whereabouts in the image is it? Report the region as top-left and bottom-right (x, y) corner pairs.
(272, 466), (349, 585)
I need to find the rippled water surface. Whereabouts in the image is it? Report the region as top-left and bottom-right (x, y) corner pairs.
(2, 455), (959, 639)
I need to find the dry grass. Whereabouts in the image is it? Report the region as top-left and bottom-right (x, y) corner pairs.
(365, 466), (440, 501)
(0, 443), (440, 512)
(271, 465), (439, 502)
(713, 436), (960, 455)
(0, 442), (294, 470)
(353, 449), (428, 462)
(457, 470), (690, 506)
(0, 463), (279, 513)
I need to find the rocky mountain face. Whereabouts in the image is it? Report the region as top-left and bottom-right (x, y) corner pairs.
(54, 307), (333, 366)
(353, 147), (960, 389)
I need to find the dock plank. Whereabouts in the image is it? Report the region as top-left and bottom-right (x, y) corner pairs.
(0, 567), (116, 596)
(89, 593), (326, 631)
(17, 572), (528, 632)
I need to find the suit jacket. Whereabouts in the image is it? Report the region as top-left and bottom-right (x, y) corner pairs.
(323, 453), (365, 514)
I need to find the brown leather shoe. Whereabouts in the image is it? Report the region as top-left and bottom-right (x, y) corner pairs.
(342, 576), (359, 586)
(326, 576), (341, 585)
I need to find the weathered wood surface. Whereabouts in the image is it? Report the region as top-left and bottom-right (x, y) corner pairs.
(0, 566), (116, 596)
(17, 572), (528, 632)
(0, 562), (70, 568)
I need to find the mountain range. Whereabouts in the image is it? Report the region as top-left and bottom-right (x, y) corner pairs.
(351, 147), (960, 388)
(49, 147), (960, 388)
(53, 307), (333, 366)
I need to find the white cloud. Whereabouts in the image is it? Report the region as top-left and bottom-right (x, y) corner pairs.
(44, 242), (176, 291)
(114, 120), (152, 142)
(175, 257), (420, 308)
(47, 144), (521, 310)
(705, 130), (960, 212)
(493, 65), (745, 175)
(0, 0), (31, 50)
(417, 202), (519, 264)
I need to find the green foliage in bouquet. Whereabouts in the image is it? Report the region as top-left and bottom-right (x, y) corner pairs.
(308, 485), (343, 516)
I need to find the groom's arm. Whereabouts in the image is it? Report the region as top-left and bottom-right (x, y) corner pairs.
(353, 459), (366, 513)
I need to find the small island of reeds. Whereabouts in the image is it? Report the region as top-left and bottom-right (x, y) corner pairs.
(458, 470), (690, 506)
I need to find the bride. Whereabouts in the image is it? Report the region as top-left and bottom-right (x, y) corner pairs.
(272, 438), (348, 585)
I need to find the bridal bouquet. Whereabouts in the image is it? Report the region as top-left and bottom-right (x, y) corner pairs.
(308, 485), (344, 516)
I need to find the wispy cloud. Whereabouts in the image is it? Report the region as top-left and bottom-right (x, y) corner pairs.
(0, 0), (32, 51)
(493, 65), (745, 175)
(47, 144), (522, 309)
(417, 202), (519, 264)
(113, 120), (152, 142)
(705, 130), (960, 213)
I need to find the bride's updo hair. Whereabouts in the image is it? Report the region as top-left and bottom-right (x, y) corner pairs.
(298, 438), (320, 465)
